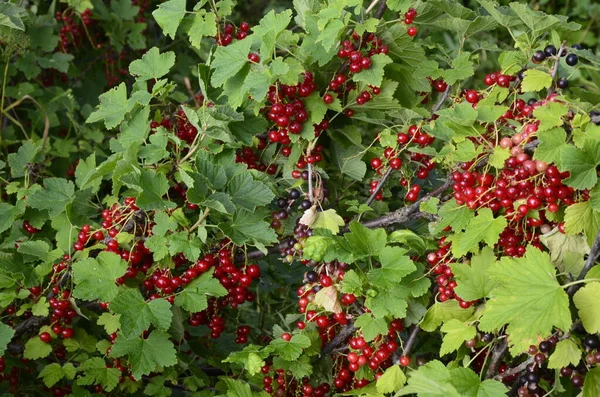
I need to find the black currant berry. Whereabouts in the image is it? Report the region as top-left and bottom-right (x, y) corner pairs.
(557, 78), (568, 89)
(289, 189), (300, 199)
(527, 98), (537, 106)
(526, 372), (540, 384)
(300, 200), (312, 210)
(532, 51), (546, 63)
(565, 53), (578, 66)
(538, 341), (551, 353)
(571, 43), (583, 50)
(277, 198), (288, 208)
(306, 271), (318, 283)
(584, 334), (600, 349)
(544, 45), (557, 56)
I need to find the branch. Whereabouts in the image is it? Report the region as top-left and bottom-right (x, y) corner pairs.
(547, 41), (567, 96)
(320, 323), (357, 357)
(403, 325), (420, 356)
(485, 339), (509, 379)
(361, 179), (452, 229)
(567, 229), (600, 296)
(365, 167), (393, 206)
(430, 84), (451, 117)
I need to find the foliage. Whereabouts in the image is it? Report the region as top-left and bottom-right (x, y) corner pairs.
(1, 0), (600, 396)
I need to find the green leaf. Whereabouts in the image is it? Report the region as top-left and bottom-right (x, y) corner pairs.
(533, 102), (569, 131)
(333, 143), (367, 181)
(111, 0), (139, 20)
(583, 367), (600, 397)
(220, 209), (278, 246)
(564, 201), (600, 246)
(573, 282), (600, 334)
(72, 252), (128, 302)
(376, 365), (406, 394)
(420, 300), (474, 332)
(397, 360), (460, 396)
(129, 47), (176, 81)
(365, 287), (409, 319)
(353, 54), (393, 87)
(340, 222), (387, 261)
(433, 200), (474, 234)
(447, 208), (507, 257)
(152, 0), (186, 39)
(312, 209), (345, 235)
(272, 355), (312, 379)
(27, 178), (75, 217)
(86, 83), (129, 129)
(0, 322), (15, 356)
(268, 334), (311, 361)
(251, 9), (293, 61)
(39, 363), (77, 387)
(547, 339), (581, 369)
(440, 319), (476, 356)
(227, 173), (275, 211)
(24, 336), (53, 360)
(8, 140), (41, 178)
(137, 170), (176, 210)
(188, 12), (217, 48)
(340, 270), (363, 295)
(175, 269), (228, 312)
(110, 330), (177, 380)
(0, 2), (25, 30)
(451, 247), (498, 301)
(443, 53), (474, 85)
(539, 227), (589, 275)
(388, 229), (427, 253)
(560, 139), (600, 190)
(479, 248), (571, 354)
(534, 127), (568, 168)
(367, 247), (416, 290)
(488, 146), (510, 169)
(97, 313), (121, 335)
(498, 51), (528, 75)
(110, 288), (172, 339)
(354, 314), (388, 342)
(78, 357), (121, 392)
(521, 69), (553, 92)
(38, 53), (74, 74)
(223, 378), (253, 397)
(211, 38), (252, 87)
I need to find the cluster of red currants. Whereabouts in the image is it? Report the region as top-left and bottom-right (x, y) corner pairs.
(215, 22), (251, 46)
(403, 8), (418, 37)
(56, 9), (90, 52)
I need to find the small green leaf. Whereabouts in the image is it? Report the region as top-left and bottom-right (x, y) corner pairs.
(86, 83), (129, 129)
(440, 319), (476, 356)
(521, 69), (553, 92)
(129, 47), (176, 81)
(573, 282), (600, 334)
(72, 252), (128, 302)
(376, 365), (406, 394)
(548, 339), (581, 369)
(312, 209), (345, 235)
(110, 288), (172, 339)
(354, 313), (387, 342)
(152, 0), (186, 39)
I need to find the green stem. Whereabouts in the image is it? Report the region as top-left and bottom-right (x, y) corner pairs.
(562, 278), (600, 290)
(0, 61), (9, 141)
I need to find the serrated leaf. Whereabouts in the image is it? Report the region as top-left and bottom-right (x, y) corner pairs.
(443, 53), (474, 85)
(367, 246), (416, 290)
(420, 300), (474, 332)
(376, 365), (406, 394)
(72, 252), (127, 302)
(521, 69), (553, 92)
(573, 282), (600, 334)
(340, 270), (363, 295)
(86, 83), (129, 129)
(534, 127), (568, 168)
(110, 288), (172, 339)
(110, 330), (177, 380)
(447, 208), (507, 257)
(583, 367), (600, 397)
(27, 178), (75, 217)
(136, 170), (176, 210)
(0, 323), (15, 356)
(440, 319), (476, 356)
(152, 0), (186, 39)
(365, 287), (409, 319)
(479, 248), (571, 354)
(451, 247), (498, 302)
(129, 47), (175, 81)
(211, 38), (252, 87)
(539, 227), (589, 274)
(97, 313), (121, 335)
(488, 146), (510, 169)
(227, 173), (275, 211)
(354, 314), (387, 342)
(312, 209), (345, 235)
(24, 336), (53, 359)
(533, 102), (568, 131)
(564, 201), (600, 246)
(353, 54), (393, 87)
(560, 139), (600, 190)
(268, 334), (311, 361)
(548, 339), (581, 369)
(175, 269), (227, 312)
(39, 363), (77, 387)
(188, 12), (217, 49)
(312, 286), (342, 314)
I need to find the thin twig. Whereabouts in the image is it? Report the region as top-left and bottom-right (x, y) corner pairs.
(308, 163), (314, 203)
(547, 41), (567, 96)
(320, 323), (357, 357)
(485, 339), (509, 379)
(365, 167), (392, 206)
(567, 229), (600, 296)
(403, 325), (420, 356)
(430, 84), (451, 118)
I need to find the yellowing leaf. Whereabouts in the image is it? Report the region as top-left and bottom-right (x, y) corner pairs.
(313, 286), (342, 314)
(312, 209), (345, 235)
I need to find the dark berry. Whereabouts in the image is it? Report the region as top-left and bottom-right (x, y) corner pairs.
(584, 334), (600, 349)
(557, 77), (568, 89)
(289, 189), (300, 199)
(544, 45), (557, 56)
(532, 51), (546, 63)
(565, 53), (578, 66)
(300, 200), (312, 210)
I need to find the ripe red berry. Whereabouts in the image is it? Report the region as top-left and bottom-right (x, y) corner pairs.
(407, 26), (418, 37)
(399, 356), (410, 366)
(323, 94), (334, 104)
(248, 53), (260, 63)
(40, 332), (52, 343)
(281, 333), (292, 341)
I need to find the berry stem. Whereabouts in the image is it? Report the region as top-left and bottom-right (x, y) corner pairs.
(567, 229), (600, 296)
(547, 40), (567, 96)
